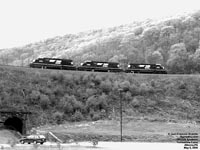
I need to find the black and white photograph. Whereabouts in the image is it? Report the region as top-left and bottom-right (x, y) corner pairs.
(0, 0), (200, 149)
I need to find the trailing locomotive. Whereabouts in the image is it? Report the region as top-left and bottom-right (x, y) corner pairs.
(29, 58), (167, 74)
(77, 60), (123, 72)
(125, 64), (167, 74)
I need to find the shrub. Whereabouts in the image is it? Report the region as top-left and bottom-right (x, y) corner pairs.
(113, 80), (120, 90)
(130, 97), (140, 108)
(29, 90), (40, 104)
(64, 74), (73, 84)
(119, 80), (131, 92)
(50, 72), (65, 83)
(89, 109), (105, 121)
(59, 94), (84, 114)
(53, 85), (65, 97)
(71, 110), (84, 121)
(81, 74), (90, 85)
(124, 91), (132, 102)
(139, 83), (154, 95)
(53, 111), (64, 124)
(129, 84), (140, 96)
(85, 88), (97, 98)
(86, 96), (99, 111)
(39, 94), (50, 110)
(91, 112), (102, 121)
(100, 80), (112, 94)
(93, 75), (102, 86)
(98, 94), (109, 110)
(86, 94), (108, 112)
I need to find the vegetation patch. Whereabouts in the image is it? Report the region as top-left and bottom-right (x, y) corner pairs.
(0, 66), (200, 129)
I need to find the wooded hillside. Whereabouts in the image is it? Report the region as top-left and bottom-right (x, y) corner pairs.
(1, 10), (200, 73)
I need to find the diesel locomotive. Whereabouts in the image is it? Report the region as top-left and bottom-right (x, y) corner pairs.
(29, 58), (167, 74)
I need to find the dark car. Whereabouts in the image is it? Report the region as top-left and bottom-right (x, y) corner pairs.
(19, 135), (46, 144)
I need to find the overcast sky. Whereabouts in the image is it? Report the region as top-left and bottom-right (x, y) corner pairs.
(0, 0), (199, 49)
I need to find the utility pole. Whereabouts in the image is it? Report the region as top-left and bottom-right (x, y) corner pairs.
(118, 88), (123, 142)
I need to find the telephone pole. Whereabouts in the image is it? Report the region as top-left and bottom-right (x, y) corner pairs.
(118, 88), (123, 142)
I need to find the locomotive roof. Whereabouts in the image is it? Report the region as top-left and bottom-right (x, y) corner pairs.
(84, 60), (119, 64)
(128, 63), (163, 66)
(37, 58), (73, 61)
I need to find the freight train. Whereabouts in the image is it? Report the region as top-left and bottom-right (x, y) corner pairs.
(29, 58), (167, 74)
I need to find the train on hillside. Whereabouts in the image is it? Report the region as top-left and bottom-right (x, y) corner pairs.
(29, 58), (168, 74)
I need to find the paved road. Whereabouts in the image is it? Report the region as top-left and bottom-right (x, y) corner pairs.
(0, 142), (186, 150)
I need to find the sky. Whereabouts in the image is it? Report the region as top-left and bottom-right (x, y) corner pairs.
(0, 0), (199, 49)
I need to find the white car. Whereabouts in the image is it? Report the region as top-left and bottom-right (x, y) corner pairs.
(19, 134), (46, 144)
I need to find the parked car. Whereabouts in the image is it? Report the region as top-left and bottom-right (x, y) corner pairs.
(19, 134), (46, 144)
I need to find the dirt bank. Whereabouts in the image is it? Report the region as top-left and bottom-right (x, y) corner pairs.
(0, 129), (19, 144)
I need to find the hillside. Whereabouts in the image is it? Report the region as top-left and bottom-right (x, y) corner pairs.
(0, 10), (200, 73)
(1, 65), (200, 128)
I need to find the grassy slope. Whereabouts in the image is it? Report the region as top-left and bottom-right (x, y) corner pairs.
(1, 65), (200, 121)
(37, 119), (200, 142)
(0, 65), (200, 142)
(0, 66), (200, 142)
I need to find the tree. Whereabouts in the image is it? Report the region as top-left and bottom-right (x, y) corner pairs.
(59, 94), (83, 114)
(191, 48), (200, 72)
(134, 27), (143, 36)
(81, 52), (96, 61)
(146, 50), (163, 64)
(119, 35), (143, 63)
(143, 26), (160, 46)
(167, 43), (189, 73)
(183, 16), (196, 30)
(109, 54), (127, 69)
(0, 53), (10, 65)
(183, 31), (199, 52)
(20, 53), (29, 66)
(192, 10), (200, 21)
(167, 18), (183, 33)
(39, 94), (50, 110)
(160, 26), (174, 38)
(193, 27), (200, 41)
